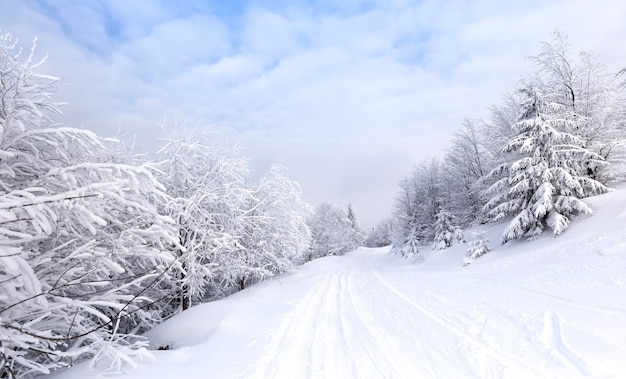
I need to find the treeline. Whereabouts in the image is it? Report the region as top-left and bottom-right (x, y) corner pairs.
(387, 31), (626, 259)
(0, 32), (317, 378)
(308, 203), (365, 259)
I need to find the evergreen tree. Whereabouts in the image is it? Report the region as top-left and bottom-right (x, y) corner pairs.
(433, 210), (464, 250)
(484, 83), (607, 243)
(400, 221), (421, 260)
(464, 230), (491, 264)
(530, 30), (626, 182)
(346, 203), (365, 247)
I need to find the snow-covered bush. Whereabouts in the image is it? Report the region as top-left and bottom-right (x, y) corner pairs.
(464, 230), (491, 265)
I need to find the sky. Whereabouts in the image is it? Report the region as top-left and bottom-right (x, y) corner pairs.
(1, 0), (626, 228)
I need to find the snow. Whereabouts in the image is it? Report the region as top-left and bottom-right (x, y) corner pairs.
(53, 186), (626, 379)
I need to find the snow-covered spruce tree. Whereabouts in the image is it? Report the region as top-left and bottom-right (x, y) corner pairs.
(464, 229), (491, 265)
(484, 82), (608, 243)
(400, 222), (421, 259)
(346, 203), (365, 248)
(308, 202), (357, 259)
(531, 30), (626, 181)
(238, 165), (312, 288)
(152, 126), (254, 310)
(0, 32), (179, 378)
(432, 210), (464, 250)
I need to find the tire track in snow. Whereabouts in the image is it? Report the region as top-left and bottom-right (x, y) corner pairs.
(372, 270), (547, 379)
(250, 274), (334, 378)
(252, 267), (451, 378)
(353, 269), (487, 379)
(342, 270), (413, 378)
(347, 269), (452, 378)
(540, 311), (590, 377)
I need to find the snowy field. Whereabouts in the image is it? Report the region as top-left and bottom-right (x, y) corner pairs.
(55, 187), (626, 379)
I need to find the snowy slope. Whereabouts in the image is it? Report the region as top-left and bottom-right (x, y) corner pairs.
(53, 186), (626, 379)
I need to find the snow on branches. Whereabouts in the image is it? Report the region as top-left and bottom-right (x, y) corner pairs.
(308, 202), (360, 259)
(484, 83), (608, 243)
(433, 210), (464, 250)
(0, 32), (180, 378)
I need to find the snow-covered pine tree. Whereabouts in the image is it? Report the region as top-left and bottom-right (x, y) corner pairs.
(346, 203), (365, 248)
(484, 82), (608, 243)
(400, 226), (420, 259)
(530, 30), (626, 182)
(433, 210), (464, 250)
(464, 230), (491, 264)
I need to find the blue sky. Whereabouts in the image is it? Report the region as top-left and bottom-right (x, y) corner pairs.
(2, 0), (626, 227)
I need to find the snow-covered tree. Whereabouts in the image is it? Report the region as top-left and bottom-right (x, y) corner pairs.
(433, 210), (464, 250)
(152, 126), (254, 309)
(0, 32), (179, 378)
(464, 229), (491, 264)
(365, 218), (394, 247)
(400, 222), (421, 259)
(392, 159), (446, 254)
(530, 30), (626, 181)
(346, 203), (365, 247)
(444, 119), (494, 225)
(308, 202), (357, 259)
(239, 166), (312, 288)
(484, 82), (608, 243)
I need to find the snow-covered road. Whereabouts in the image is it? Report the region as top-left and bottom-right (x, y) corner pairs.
(57, 186), (626, 379)
(247, 247), (625, 379)
(60, 241), (626, 379)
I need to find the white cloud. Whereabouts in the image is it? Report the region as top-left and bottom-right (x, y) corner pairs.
(2, 0), (626, 227)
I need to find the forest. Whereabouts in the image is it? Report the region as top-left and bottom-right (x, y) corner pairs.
(374, 32), (626, 262)
(1, 28), (625, 378)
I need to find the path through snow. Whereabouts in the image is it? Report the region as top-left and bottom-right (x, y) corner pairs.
(59, 235), (626, 379)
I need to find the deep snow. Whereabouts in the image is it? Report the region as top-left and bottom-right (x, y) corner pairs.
(53, 186), (626, 379)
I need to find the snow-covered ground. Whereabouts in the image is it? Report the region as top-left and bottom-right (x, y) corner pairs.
(54, 187), (626, 379)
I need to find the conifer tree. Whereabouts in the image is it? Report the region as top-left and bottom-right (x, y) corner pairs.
(464, 230), (491, 265)
(485, 83), (607, 243)
(346, 203), (365, 247)
(433, 210), (464, 250)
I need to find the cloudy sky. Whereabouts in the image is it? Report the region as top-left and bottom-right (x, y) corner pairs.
(2, 0), (625, 227)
